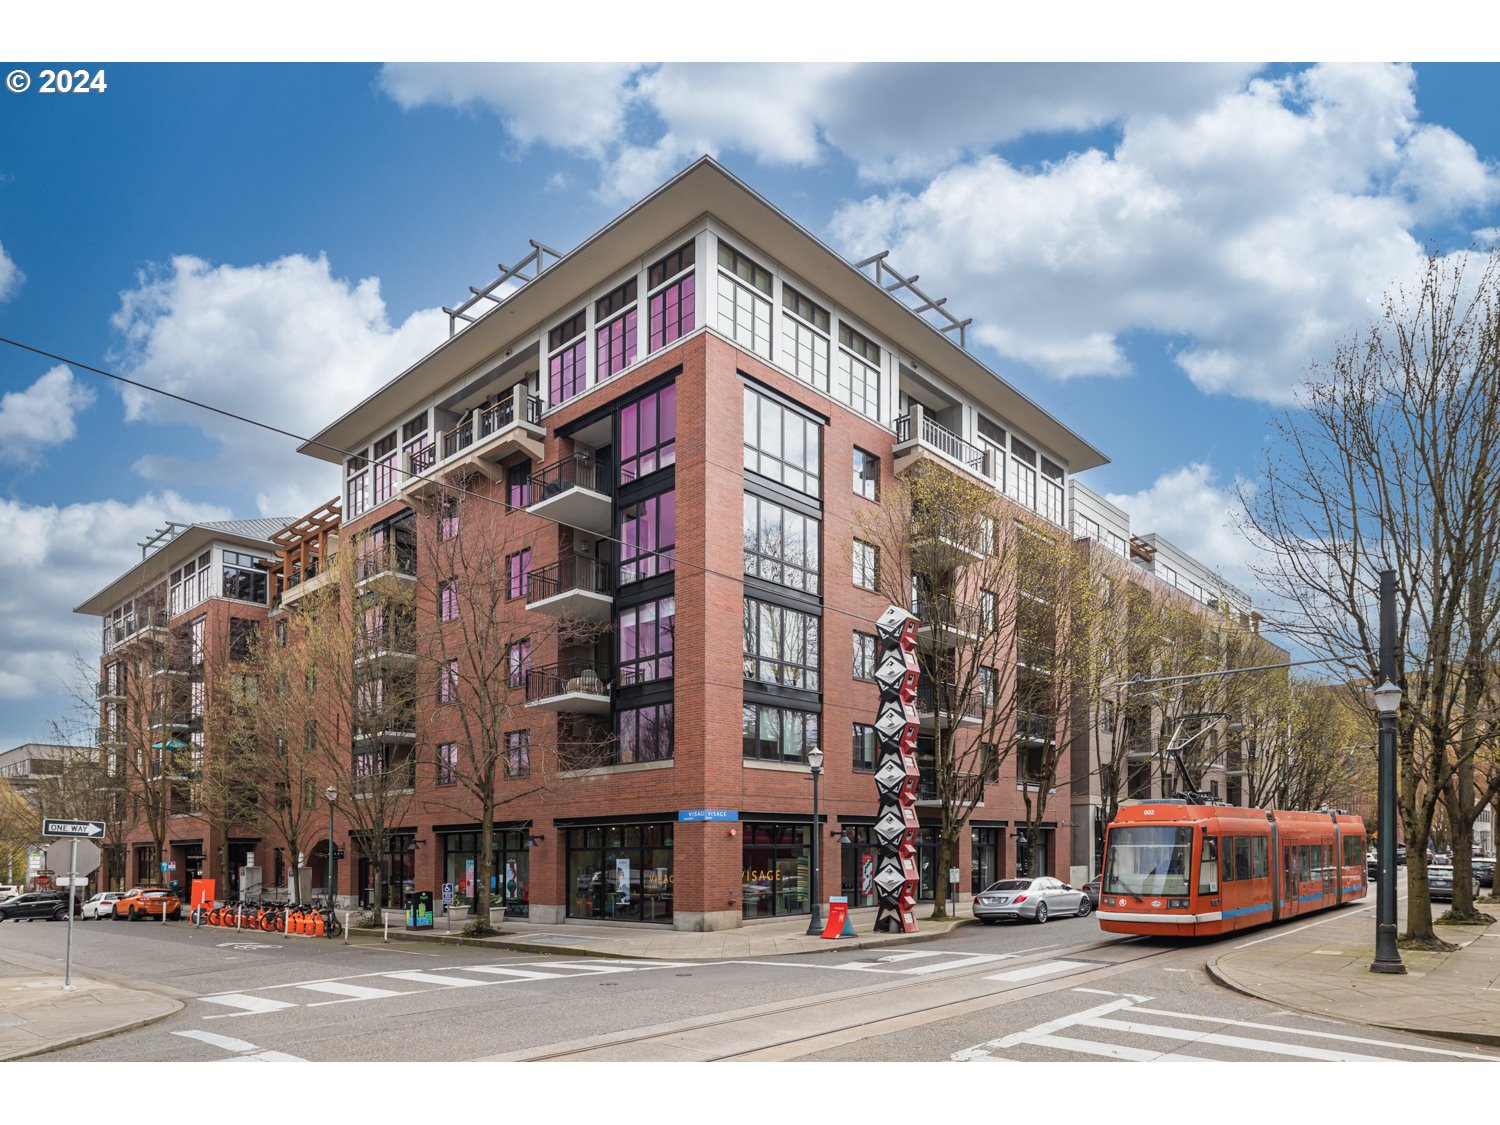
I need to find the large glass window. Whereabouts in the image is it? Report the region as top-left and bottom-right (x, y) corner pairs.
(743, 598), (820, 690)
(345, 454), (368, 519)
(506, 462), (531, 510)
(852, 446), (879, 501)
(437, 742), (457, 786)
(782, 285), (830, 392)
(852, 722), (876, 771)
(507, 639), (530, 689)
(743, 386), (822, 498)
(741, 822), (811, 919)
(548, 309), (588, 406)
(618, 596), (675, 685)
(742, 493), (820, 594)
(222, 551), (268, 604)
(372, 431), (398, 506)
(505, 731), (531, 778)
(1040, 457), (1065, 525)
(834, 324), (881, 422)
(716, 242), (772, 358)
(568, 824), (674, 924)
(1010, 437), (1038, 511)
(595, 278), (638, 381)
(648, 242), (695, 353)
(169, 551), (213, 616)
(852, 632), (876, 680)
(1103, 825), (1193, 896)
(615, 703), (674, 764)
(619, 491), (676, 585)
(742, 703), (819, 763)
(506, 549), (531, 600)
(972, 827), (1001, 895)
(620, 385), (676, 484)
(443, 829), (529, 915)
(853, 539), (878, 591)
(402, 412), (431, 479)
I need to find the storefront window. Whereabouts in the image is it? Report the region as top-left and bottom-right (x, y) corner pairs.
(971, 827), (1001, 894)
(567, 823), (673, 924)
(741, 822), (812, 919)
(838, 825), (878, 908)
(441, 830), (529, 915)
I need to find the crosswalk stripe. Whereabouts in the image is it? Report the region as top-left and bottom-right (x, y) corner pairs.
(990, 998), (1138, 1051)
(1126, 1008), (1498, 1060)
(984, 960), (1089, 982)
(174, 1029), (257, 1052)
(891, 954), (1010, 974)
(201, 993), (297, 1014)
(1083, 1017), (1391, 1061)
(1027, 1034), (1171, 1061)
(462, 965), (570, 980)
(384, 970), (489, 988)
(298, 982), (407, 1001)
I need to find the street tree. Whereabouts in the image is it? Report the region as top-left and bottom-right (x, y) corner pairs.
(857, 458), (1024, 919)
(1240, 250), (1500, 947)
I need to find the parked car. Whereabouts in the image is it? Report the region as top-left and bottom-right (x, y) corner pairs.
(0, 891), (72, 921)
(1428, 864), (1480, 902)
(973, 876), (1092, 924)
(0, 884), (21, 902)
(1081, 876), (1102, 906)
(112, 887), (181, 921)
(81, 891), (125, 920)
(1472, 858), (1494, 889)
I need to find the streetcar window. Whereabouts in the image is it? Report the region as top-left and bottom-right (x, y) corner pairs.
(1343, 836), (1362, 867)
(1251, 837), (1269, 878)
(1219, 837), (1236, 882)
(1234, 837), (1252, 881)
(1199, 837), (1219, 894)
(1102, 825), (1193, 896)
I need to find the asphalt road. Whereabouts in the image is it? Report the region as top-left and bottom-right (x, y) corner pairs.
(3, 904), (1495, 1065)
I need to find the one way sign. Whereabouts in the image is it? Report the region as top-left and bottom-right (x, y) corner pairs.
(42, 818), (106, 838)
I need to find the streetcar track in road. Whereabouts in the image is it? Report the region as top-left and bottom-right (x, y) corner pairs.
(514, 935), (1176, 1061)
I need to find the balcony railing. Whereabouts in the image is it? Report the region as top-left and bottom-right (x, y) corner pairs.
(525, 658), (611, 705)
(916, 769), (987, 803)
(528, 452), (610, 507)
(896, 410), (988, 477)
(103, 607), (168, 653)
(356, 625), (416, 659)
(96, 678), (126, 701)
(916, 680), (983, 722)
(480, 393), (542, 437)
(1017, 710), (1055, 743)
(910, 595), (984, 637)
(527, 556), (613, 604)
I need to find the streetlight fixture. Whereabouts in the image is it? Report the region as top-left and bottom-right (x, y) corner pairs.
(806, 746), (824, 936)
(1370, 677), (1405, 974)
(324, 786), (337, 907)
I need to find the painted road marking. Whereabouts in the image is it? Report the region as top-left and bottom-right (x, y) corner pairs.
(385, 970), (490, 988)
(173, 1029), (258, 1052)
(200, 993), (297, 1015)
(983, 959), (1089, 982)
(297, 981), (406, 1002)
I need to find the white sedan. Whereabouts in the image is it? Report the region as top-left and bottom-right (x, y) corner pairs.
(81, 891), (124, 920)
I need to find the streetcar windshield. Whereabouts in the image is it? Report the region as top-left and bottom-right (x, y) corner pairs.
(1103, 825), (1193, 896)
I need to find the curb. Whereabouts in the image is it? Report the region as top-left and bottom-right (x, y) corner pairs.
(1204, 956), (1500, 1051)
(346, 916), (976, 960)
(1, 995), (184, 1062)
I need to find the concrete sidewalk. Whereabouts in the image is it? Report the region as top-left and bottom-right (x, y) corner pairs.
(1209, 900), (1500, 1047)
(0, 960), (181, 1061)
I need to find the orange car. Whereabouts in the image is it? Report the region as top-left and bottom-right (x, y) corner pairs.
(112, 886), (182, 921)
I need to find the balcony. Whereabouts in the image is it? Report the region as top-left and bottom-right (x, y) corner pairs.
(97, 724), (127, 748)
(96, 679), (126, 702)
(527, 556), (613, 622)
(1017, 710), (1056, 744)
(525, 658), (611, 715)
(104, 608), (169, 654)
(914, 681), (983, 729)
(421, 386), (545, 491)
(893, 403), (995, 484)
(915, 769), (987, 805)
(526, 452), (612, 534)
(149, 710), (193, 733)
(911, 596), (984, 648)
(355, 624), (417, 663)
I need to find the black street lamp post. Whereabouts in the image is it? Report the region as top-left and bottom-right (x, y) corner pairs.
(324, 786), (337, 907)
(806, 747), (824, 936)
(1370, 568), (1405, 974)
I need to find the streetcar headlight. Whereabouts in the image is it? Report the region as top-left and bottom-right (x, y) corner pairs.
(1167, 898), (1189, 909)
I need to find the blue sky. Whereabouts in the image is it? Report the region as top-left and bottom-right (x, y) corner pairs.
(3, 48), (1500, 751)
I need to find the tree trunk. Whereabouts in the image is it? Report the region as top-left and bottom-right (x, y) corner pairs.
(471, 762), (497, 934)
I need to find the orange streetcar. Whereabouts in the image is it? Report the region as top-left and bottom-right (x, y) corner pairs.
(1096, 800), (1368, 938)
(112, 886), (183, 921)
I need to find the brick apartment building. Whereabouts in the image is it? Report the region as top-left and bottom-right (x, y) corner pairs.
(77, 157), (1272, 928)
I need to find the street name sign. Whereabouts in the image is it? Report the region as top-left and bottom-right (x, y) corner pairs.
(42, 819), (106, 838)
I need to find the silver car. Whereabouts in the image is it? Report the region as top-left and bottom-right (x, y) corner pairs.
(1428, 864), (1479, 902)
(973, 876), (1092, 924)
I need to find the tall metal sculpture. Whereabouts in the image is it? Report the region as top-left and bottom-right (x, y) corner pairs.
(872, 605), (921, 933)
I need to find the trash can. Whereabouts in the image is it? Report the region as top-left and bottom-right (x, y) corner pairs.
(404, 890), (434, 930)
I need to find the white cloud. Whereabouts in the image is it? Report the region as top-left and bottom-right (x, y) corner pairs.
(827, 63), (1500, 404)
(109, 253), (447, 518)
(1105, 463), (1260, 595)
(0, 491), (230, 720)
(0, 237), (22, 301)
(0, 365), (95, 463)
(378, 63), (639, 158)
